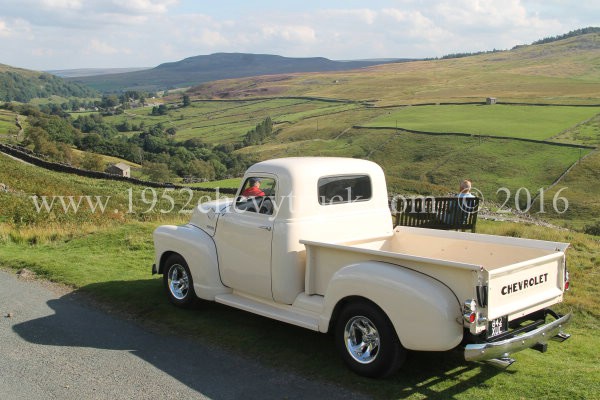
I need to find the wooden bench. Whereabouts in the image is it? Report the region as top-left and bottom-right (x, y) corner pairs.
(393, 196), (480, 233)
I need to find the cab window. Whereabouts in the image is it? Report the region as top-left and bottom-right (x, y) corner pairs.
(235, 177), (276, 214)
(318, 175), (372, 205)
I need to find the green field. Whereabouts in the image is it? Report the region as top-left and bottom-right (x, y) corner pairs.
(186, 177), (241, 189)
(538, 150), (600, 228)
(365, 130), (589, 200)
(105, 99), (362, 144)
(363, 105), (600, 140)
(0, 109), (18, 135)
(552, 113), (600, 147)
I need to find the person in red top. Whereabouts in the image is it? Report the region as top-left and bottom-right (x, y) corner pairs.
(242, 178), (265, 197)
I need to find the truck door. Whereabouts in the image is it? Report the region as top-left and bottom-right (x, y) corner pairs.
(215, 176), (276, 300)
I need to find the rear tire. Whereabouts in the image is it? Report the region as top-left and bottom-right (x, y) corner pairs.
(335, 301), (405, 378)
(163, 254), (197, 308)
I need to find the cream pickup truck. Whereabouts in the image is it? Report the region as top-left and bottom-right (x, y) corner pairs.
(153, 157), (571, 377)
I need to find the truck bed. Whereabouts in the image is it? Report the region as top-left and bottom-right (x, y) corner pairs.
(302, 226), (568, 323)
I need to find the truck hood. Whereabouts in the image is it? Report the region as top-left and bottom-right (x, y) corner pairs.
(189, 198), (234, 236)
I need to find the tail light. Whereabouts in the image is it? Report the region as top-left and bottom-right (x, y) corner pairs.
(564, 270), (570, 291)
(463, 299), (477, 324)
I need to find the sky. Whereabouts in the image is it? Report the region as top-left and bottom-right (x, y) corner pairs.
(0, 0), (597, 71)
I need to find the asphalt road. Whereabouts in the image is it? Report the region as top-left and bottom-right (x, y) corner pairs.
(0, 270), (369, 400)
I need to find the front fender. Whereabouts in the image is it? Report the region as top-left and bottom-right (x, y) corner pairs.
(154, 224), (231, 300)
(320, 261), (463, 351)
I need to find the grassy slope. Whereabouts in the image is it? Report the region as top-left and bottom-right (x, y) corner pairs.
(70, 148), (142, 173)
(106, 98), (362, 144)
(0, 153), (208, 231)
(189, 33), (600, 105)
(538, 150), (600, 228)
(551, 113), (600, 146)
(0, 109), (18, 134)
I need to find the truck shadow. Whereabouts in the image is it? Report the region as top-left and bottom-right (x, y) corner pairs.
(13, 278), (505, 399)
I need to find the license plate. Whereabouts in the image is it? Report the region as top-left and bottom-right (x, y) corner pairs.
(487, 316), (508, 339)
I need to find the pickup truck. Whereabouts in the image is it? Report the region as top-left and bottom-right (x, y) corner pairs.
(153, 157), (571, 377)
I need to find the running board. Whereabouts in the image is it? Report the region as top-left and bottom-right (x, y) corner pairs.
(215, 293), (320, 331)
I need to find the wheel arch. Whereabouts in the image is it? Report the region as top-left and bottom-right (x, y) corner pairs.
(158, 250), (178, 275)
(319, 261), (464, 351)
(153, 224), (231, 300)
(327, 295), (384, 334)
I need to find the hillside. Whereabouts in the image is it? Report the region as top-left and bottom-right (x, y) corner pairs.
(0, 64), (98, 102)
(188, 32), (600, 106)
(48, 67), (150, 78)
(69, 53), (409, 93)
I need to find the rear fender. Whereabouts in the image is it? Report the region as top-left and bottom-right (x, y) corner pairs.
(320, 261), (463, 351)
(154, 224), (231, 300)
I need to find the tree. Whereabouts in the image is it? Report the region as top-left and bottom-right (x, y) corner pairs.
(142, 161), (173, 182)
(188, 159), (215, 181)
(23, 126), (59, 158)
(151, 104), (168, 116)
(81, 152), (105, 171)
(243, 117), (274, 146)
(182, 94), (191, 107)
(100, 95), (119, 109)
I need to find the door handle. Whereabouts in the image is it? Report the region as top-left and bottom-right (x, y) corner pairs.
(259, 226), (272, 231)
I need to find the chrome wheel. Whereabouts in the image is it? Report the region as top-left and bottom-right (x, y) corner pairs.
(344, 315), (381, 364)
(336, 301), (405, 377)
(167, 264), (189, 300)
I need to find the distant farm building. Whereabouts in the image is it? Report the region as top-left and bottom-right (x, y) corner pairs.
(106, 162), (131, 177)
(486, 97), (497, 105)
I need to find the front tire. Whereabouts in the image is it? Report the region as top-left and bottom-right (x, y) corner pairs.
(335, 301), (405, 378)
(163, 254), (197, 308)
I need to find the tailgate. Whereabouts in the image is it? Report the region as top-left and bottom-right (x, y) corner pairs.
(486, 251), (567, 321)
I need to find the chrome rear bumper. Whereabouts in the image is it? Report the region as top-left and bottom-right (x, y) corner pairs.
(465, 312), (572, 362)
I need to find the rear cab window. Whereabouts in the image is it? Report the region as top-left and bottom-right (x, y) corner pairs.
(318, 175), (372, 205)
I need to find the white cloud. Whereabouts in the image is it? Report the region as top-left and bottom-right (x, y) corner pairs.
(321, 8), (378, 25)
(434, 0), (529, 28)
(40, 0), (82, 9)
(109, 0), (179, 15)
(381, 8), (408, 22)
(86, 39), (120, 55)
(0, 18), (34, 40)
(261, 25), (316, 43)
(31, 47), (55, 57)
(193, 29), (230, 48)
(0, 20), (10, 37)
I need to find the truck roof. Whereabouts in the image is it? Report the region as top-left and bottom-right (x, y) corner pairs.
(244, 157), (390, 221)
(247, 157), (384, 178)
